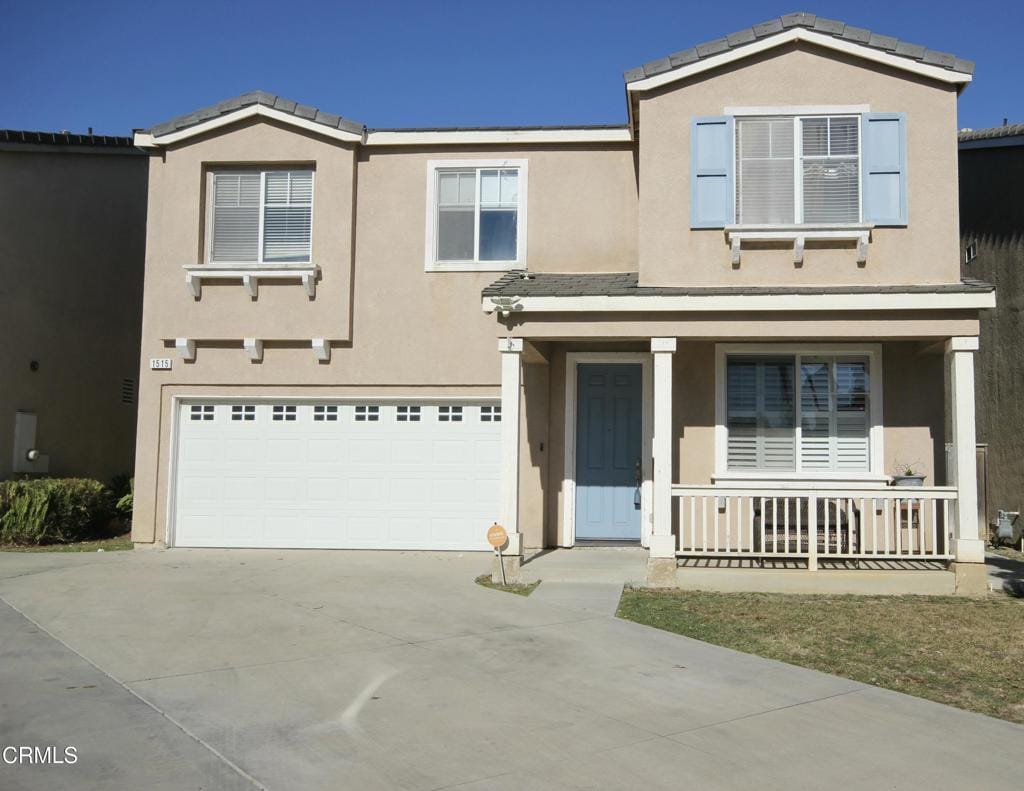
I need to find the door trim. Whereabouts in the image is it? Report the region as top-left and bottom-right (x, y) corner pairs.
(563, 354), (652, 548)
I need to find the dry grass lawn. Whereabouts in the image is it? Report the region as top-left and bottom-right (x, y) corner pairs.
(618, 589), (1024, 724)
(0, 534), (133, 553)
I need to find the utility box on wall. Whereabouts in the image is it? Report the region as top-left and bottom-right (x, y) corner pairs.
(12, 411), (49, 474)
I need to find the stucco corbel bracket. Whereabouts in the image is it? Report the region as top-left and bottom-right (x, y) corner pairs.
(302, 272), (316, 298)
(243, 338), (263, 362)
(186, 272), (201, 298)
(312, 338), (330, 362)
(243, 274), (258, 298)
(857, 235), (869, 266)
(793, 236), (805, 267)
(730, 237), (741, 268)
(175, 338), (196, 362)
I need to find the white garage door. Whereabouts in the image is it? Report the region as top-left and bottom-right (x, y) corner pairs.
(172, 400), (502, 550)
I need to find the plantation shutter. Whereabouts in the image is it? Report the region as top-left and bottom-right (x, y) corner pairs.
(736, 117), (795, 224)
(861, 113), (907, 226)
(799, 357), (870, 471)
(834, 359), (870, 470)
(726, 358), (796, 471)
(211, 173), (260, 262)
(263, 170), (313, 262)
(690, 116), (735, 228)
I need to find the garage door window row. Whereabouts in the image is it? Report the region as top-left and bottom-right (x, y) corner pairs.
(188, 403), (501, 423)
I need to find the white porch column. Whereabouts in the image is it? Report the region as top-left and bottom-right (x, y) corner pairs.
(650, 338), (677, 559)
(499, 338), (523, 558)
(946, 336), (984, 564)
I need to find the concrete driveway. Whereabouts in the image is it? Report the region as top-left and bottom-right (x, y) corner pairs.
(0, 549), (1019, 791)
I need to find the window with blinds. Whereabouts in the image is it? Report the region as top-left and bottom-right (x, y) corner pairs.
(435, 167), (520, 263)
(735, 115), (860, 225)
(727, 354), (871, 473)
(210, 170), (313, 264)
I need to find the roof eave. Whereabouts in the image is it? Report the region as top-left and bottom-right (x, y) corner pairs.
(625, 28), (972, 94)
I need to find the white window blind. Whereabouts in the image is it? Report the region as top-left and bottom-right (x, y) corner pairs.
(736, 118), (794, 224)
(210, 170), (313, 264)
(801, 117), (859, 224)
(212, 173), (260, 262)
(727, 353), (871, 473)
(734, 115), (860, 225)
(435, 167), (519, 263)
(263, 171), (313, 262)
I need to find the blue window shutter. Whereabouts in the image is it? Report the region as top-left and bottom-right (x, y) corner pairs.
(861, 113), (907, 226)
(690, 116), (735, 229)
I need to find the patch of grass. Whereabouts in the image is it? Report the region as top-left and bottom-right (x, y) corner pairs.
(475, 574), (540, 597)
(990, 546), (1024, 563)
(0, 534), (133, 553)
(618, 588), (1024, 724)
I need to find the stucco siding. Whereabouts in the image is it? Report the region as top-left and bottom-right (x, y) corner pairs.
(637, 43), (961, 287)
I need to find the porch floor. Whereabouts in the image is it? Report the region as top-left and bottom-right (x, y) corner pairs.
(521, 547), (648, 585)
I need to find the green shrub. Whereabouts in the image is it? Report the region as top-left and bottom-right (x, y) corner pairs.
(114, 476), (134, 519)
(0, 479), (116, 546)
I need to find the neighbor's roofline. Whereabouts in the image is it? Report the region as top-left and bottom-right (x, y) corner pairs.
(625, 28), (972, 93)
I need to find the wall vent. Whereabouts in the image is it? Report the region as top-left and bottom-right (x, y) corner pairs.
(121, 378), (137, 405)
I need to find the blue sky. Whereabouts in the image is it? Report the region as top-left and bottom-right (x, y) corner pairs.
(1, 0), (1020, 135)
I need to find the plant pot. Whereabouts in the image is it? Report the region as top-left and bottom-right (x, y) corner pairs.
(892, 474), (925, 487)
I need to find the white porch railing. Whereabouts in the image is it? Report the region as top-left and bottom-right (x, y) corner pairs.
(672, 485), (957, 568)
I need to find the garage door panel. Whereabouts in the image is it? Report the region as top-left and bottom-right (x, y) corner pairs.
(173, 400), (500, 550)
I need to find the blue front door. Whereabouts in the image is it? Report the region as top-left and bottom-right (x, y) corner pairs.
(575, 364), (643, 541)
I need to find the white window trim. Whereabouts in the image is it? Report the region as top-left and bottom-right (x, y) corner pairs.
(424, 159), (528, 272)
(205, 169), (315, 267)
(713, 343), (884, 482)
(734, 114), (862, 228)
(562, 353), (653, 549)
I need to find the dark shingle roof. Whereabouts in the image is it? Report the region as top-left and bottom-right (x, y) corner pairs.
(144, 91), (364, 137)
(624, 11), (974, 84)
(959, 123), (1024, 143)
(483, 272), (994, 298)
(0, 129), (136, 148)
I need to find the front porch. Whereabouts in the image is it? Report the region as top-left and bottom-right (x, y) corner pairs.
(495, 332), (987, 593)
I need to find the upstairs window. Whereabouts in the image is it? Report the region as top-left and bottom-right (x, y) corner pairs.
(426, 160), (527, 270)
(209, 170), (313, 264)
(735, 115), (860, 225)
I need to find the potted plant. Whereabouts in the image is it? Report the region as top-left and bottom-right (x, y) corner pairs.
(892, 460), (925, 487)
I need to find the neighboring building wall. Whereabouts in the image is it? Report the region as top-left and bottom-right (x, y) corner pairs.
(0, 142), (148, 483)
(636, 42), (961, 288)
(959, 138), (1024, 525)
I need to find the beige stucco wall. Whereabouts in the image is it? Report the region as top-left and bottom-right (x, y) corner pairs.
(636, 42), (962, 287)
(0, 147), (147, 483)
(132, 121), (638, 543)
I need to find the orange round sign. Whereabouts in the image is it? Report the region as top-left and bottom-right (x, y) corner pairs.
(487, 523), (508, 549)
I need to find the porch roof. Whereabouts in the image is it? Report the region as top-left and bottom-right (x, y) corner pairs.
(483, 272), (994, 299)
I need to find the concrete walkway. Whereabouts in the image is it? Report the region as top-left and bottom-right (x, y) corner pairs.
(986, 550), (1024, 596)
(0, 548), (1020, 790)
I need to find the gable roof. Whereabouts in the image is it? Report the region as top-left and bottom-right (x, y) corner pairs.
(959, 123), (1024, 149)
(625, 12), (973, 91)
(134, 91), (365, 148)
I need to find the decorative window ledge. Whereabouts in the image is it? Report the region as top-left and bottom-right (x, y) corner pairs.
(183, 263), (319, 299)
(724, 224), (873, 267)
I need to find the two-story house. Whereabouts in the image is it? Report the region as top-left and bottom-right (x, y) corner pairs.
(131, 12), (992, 592)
